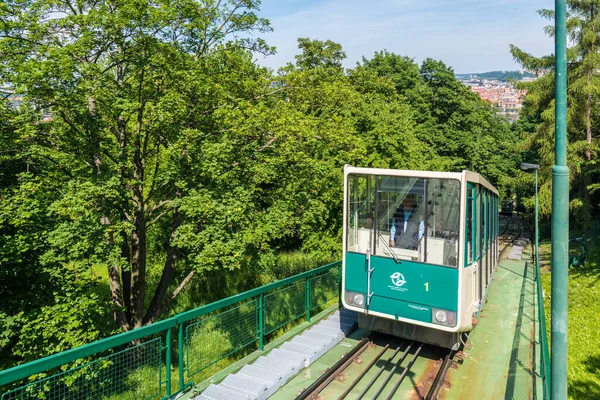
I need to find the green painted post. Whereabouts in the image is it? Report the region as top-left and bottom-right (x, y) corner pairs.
(165, 328), (172, 396)
(552, 0), (569, 398)
(258, 293), (264, 350)
(305, 278), (312, 322)
(337, 264), (342, 307)
(178, 323), (185, 391)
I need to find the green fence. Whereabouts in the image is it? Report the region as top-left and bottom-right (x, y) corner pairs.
(567, 218), (599, 267)
(534, 259), (551, 400)
(0, 261), (341, 400)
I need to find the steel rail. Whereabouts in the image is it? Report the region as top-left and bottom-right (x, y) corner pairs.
(499, 217), (523, 257)
(354, 342), (404, 400)
(385, 342), (425, 400)
(337, 343), (390, 400)
(425, 349), (454, 400)
(369, 342), (414, 399)
(500, 215), (511, 236)
(295, 336), (371, 400)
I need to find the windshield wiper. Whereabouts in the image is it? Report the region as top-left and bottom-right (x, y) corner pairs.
(378, 233), (402, 264)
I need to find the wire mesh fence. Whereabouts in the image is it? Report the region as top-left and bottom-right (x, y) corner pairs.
(263, 281), (306, 335)
(181, 265), (341, 383)
(2, 338), (165, 400)
(184, 300), (257, 378)
(310, 268), (340, 311)
(0, 261), (342, 400)
(568, 218), (599, 268)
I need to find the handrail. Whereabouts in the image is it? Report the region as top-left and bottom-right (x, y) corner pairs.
(0, 318), (178, 387)
(0, 260), (341, 393)
(535, 259), (551, 399)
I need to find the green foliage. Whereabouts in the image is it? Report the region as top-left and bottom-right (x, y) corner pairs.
(13, 285), (114, 364)
(295, 38), (346, 70)
(0, 10), (515, 377)
(360, 52), (518, 187)
(511, 1), (600, 226)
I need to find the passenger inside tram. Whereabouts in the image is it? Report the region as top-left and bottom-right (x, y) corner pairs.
(389, 196), (424, 250)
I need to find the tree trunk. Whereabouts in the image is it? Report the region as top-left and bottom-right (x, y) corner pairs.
(106, 227), (129, 331)
(108, 264), (130, 331)
(586, 87), (592, 161)
(130, 155), (146, 329)
(120, 233), (132, 327)
(143, 206), (181, 325)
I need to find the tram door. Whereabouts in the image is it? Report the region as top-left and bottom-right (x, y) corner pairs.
(477, 187), (483, 305)
(466, 183), (479, 308)
(347, 175), (375, 255)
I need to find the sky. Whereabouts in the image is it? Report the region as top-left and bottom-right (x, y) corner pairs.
(253, 0), (555, 74)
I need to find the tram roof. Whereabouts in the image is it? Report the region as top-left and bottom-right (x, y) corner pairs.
(344, 165), (498, 196)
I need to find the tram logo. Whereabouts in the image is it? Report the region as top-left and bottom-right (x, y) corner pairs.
(390, 272), (406, 287)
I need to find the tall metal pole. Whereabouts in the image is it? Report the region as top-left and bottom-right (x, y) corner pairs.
(552, 0), (569, 399)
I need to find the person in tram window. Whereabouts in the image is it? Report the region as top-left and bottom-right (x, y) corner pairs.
(390, 196), (425, 250)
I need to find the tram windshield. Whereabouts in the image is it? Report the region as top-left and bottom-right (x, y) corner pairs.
(347, 174), (461, 267)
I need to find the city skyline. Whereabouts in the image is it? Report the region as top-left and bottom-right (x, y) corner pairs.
(255, 0), (555, 74)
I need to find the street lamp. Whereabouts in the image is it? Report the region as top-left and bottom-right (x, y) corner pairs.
(521, 163), (540, 271)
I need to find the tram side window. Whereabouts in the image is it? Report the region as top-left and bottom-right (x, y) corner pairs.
(466, 187), (473, 265)
(347, 175), (374, 253)
(487, 194), (492, 249)
(480, 189), (485, 258)
(425, 179), (461, 267)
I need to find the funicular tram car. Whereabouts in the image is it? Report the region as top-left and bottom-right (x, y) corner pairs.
(342, 166), (499, 349)
(501, 199), (514, 216)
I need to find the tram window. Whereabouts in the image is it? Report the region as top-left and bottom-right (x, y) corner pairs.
(373, 176), (460, 267)
(467, 187), (473, 265)
(375, 176), (424, 258)
(487, 194), (492, 248)
(347, 174), (460, 267)
(346, 175), (374, 253)
(482, 191), (487, 251)
(479, 189), (484, 259)
(425, 179), (460, 267)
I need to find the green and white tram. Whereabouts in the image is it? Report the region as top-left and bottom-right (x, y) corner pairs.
(342, 166), (499, 349)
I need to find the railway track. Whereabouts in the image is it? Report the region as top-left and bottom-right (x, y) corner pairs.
(295, 217), (522, 400)
(295, 334), (455, 400)
(499, 216), (523, 258)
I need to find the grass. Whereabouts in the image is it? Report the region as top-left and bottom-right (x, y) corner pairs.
(541, 244), (600, 399)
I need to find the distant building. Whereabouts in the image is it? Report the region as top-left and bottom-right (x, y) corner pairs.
(464, 79), (527, 115)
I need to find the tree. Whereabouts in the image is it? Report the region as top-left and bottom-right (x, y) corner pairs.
(294, 38), (346, 71)
(361, 52), (517, 188)
(0, 0), (273, 332)
(511, 2), (600, 224)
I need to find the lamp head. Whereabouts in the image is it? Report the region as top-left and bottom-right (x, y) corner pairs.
(520, 163), (540, 171)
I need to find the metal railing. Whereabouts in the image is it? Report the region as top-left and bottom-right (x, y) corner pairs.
(534, 259), (551, 400)
(0, 261), (341, 400)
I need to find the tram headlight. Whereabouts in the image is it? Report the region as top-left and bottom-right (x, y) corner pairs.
(346, 291), (366, 308)
(432, 307), (456, 327)
(435, 310), (447, 323)
(353, 293), (365, 306)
